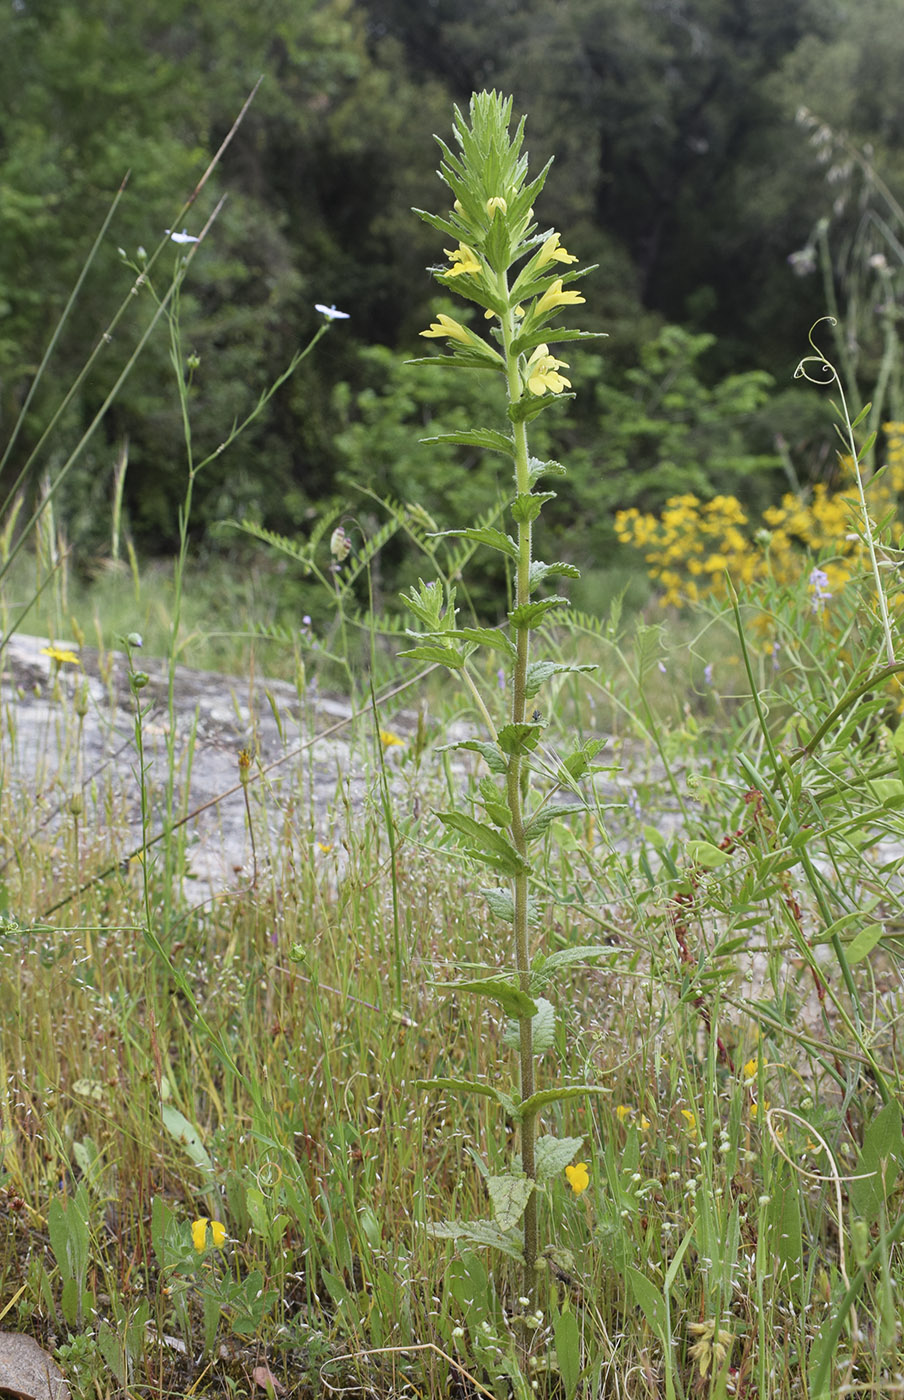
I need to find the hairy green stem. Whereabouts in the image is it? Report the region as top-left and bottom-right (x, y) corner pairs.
(501, 289), (537, 1289)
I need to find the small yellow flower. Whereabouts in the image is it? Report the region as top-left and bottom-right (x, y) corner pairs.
(41, 646), (80, 666)
(749, 1100), (770, 1122)
(420, 313), (472, 345)
(534, 277), (585, 317)
(317, 841), (333, 854)
(191, 1217), (227, 1251)
(443, 243), (482, 277)
(238, 748), (253, 785)
(536, 233), (579, 268)
(486, 196), (508, 218)
(526, 344), (571, 396)
(680, 1109), (697, 1139)
(615, 1104), (633, 1123)
(742, 1057), (759, 1082)
(379, 728), (405, 748)
(565, 1161), (590, 1195)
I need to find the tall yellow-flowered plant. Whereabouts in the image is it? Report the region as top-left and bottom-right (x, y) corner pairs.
(401, 91), (609, 1296)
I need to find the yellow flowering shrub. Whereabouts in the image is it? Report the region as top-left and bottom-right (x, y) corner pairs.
(615, 422), (904, 607)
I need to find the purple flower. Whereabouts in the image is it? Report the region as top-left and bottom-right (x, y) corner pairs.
(703, 663), (713, 687)
(808, 566), (832, 612)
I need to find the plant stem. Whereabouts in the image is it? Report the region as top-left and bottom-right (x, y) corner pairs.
(501, 290), (537, 1290)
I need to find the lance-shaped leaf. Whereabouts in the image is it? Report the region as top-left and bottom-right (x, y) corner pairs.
(531, 945), (614, 993)
(559, 738), (609, 780)
(503, 997), (555, 1051)
(509, 597), (569, 630)
(416, 1076), (511, 1104)
(497, 722), (543, 755)
(523, 803), (585, 842)
(438, 526), (518, 558)
(408, 352), (503, 372)
(433, 976), (538, 1020)
(438, 811), (530, 876)
(508, 391), (575, 425)
(534, 1134), (585, 1183)
(530, 559), (581, 587)
(525, 660), (597, 699)
(481, 887), (542, 925)
(510, 327), (605, 357)
(397, 643), (468, 669)
(420, 429), (515, 458)
(444, 740), (507, 774)
(453, 627), (518, 659)
(528, 457), (567, 484)
(488, 1174), (534, 1232)
(520, 1084), (610, 1119)
(426, 1219), (525, 1263)
(511, 492), (556, 523)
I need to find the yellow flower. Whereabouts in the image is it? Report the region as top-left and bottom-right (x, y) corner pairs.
(742, 1058), (759, 1082)
(485, 196), (507, 218)
(420, 313), (472, 345)
(536, 233), (579, 268)
(565, 1161), (590, 1195)
(615, 1104), (633, 1123)
(534, 277), (585, 317)
(41, 646), (80, 666)
(379, 728), (405, 748)
(443, 243), (482, 277)
(191, 1217), (226, 1251)
(680, 1109), (697, 1139)
(317, 841), (333, 854)
(526, 344), (571, 395)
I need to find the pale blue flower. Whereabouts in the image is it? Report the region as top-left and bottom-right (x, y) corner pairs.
(315, 303), (350, 321)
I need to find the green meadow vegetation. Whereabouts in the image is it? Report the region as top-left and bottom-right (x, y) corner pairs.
(5, 18), (904, 1399)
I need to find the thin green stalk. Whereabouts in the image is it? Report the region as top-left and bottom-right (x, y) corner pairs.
(500, 280), (537, 1287)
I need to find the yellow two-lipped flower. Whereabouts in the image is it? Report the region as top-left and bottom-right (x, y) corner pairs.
(536, 233), (579, 268)
(534, 278), (585, 317)
(443, 243), (482, 277)
(191, 1217), (227, 1251)
(526, 344), (571, 396)
(420, 313), (472, 345)
(565, 1161), (590, 1195)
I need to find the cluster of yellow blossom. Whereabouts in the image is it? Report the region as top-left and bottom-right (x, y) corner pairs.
(615, 423), (904, 608)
